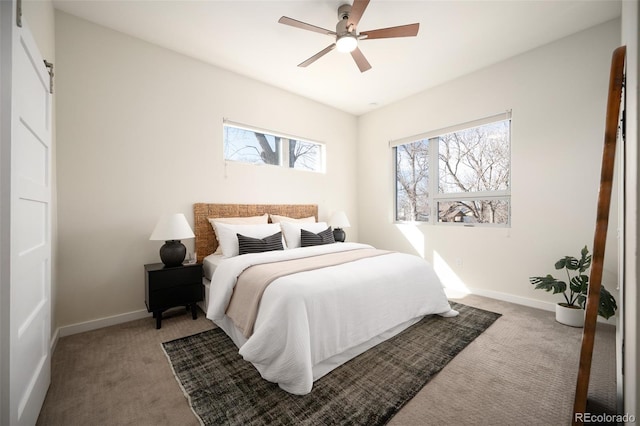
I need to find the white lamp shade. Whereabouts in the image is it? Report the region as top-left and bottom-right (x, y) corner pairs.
(149, 213), (195, 241)
(329, 211), (351, 229)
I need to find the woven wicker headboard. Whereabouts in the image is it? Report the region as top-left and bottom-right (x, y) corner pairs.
(193, 203), (318, 263)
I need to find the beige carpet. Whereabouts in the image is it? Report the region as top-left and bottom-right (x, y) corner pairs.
(36, 295), (616, 426)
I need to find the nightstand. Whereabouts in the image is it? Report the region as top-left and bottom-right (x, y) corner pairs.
(144, 262), (203, 329)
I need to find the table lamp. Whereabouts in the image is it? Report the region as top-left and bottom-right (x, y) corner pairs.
(329, 211), (350, 242)
(150, 213), (195, 267)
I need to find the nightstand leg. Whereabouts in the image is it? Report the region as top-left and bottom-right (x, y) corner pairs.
(191, 303), (198, 320)
(155, 312), (162, 329)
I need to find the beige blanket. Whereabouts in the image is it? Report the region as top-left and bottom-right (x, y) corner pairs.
(226, 248), (391, 338)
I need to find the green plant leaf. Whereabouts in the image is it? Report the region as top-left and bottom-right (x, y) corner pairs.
(569, 275), (589, 294)
(578, 246), (592, 273)
(555, 255), (581, 271)
(598, 285), (618, 319)
(529, 275), (567, 294)
(574, 285), (617, 319)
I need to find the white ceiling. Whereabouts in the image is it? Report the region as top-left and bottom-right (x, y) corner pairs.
(53, 0), (621, 116)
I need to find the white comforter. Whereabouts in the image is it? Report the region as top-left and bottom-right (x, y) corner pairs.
(206, 242), (455, 394)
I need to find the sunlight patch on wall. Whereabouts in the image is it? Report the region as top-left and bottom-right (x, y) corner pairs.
(395, 223), (424, 257)
(433, 251), (470, 299)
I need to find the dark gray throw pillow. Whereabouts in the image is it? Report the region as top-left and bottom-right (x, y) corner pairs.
(301, 227), (335, 247)
(237, 232), (284, 255)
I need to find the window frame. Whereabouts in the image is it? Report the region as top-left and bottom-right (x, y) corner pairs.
(392, 111), (512, 227)
(223, 120), (326, 173)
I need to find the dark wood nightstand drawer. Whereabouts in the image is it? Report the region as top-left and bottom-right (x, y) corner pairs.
(145, 264), (202, 291)
(147, 283), (203, 311)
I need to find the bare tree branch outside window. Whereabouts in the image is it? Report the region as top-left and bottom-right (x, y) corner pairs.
(223, 124), (323, 172)
(289, 140), (320, 171)
(437, 121), (510, 224)
(396, 140), (429, 221)
(254, 132), (281, 165)
(395, 118), (510, 225)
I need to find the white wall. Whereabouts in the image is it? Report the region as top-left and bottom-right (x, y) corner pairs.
(357, 19), (621, 310)
(54, 11), (358, 328)
(22, 0), (55, 57)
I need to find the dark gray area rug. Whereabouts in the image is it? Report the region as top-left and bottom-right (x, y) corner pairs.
(162, 302), (500, 426)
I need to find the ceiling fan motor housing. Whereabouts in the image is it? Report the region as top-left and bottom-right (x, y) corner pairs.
(336, 19), (351, 36)
(336, 4), (355, 38)
(338, 4), (352, 21)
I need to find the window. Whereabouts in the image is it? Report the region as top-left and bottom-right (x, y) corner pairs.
(394, 112), (511, 226)
(223, 122), (324, 172)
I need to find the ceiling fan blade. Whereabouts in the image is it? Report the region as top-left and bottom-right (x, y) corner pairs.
(298, 44), (336, 67)
(278, 16), (336, 36)
(360, 23), (420, 39)
(347, 0), (370, 29)
(350, 47), (372, 73)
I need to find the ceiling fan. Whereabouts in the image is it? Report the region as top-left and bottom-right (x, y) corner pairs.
(278, 0), (419, 73)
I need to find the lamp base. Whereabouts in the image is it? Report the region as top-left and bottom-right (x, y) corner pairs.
(333, 228), (346, 243)
(159, 240), (186, 267)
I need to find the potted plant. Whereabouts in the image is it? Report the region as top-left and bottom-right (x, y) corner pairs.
(529, 246), (617, 327)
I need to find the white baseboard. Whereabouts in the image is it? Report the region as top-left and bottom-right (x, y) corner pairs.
(467, 287), (617, 326)
(467, 287), (556, 312)
(56, 309), (150, 338)
(50, 327), (60, 355)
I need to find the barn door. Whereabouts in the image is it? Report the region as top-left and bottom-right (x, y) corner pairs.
(1, 4), (53, 424)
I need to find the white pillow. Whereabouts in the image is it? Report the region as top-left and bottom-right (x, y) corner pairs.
(216, 223), (282, 257)
(269, 214), (316, 224)
(209, 214), (269, 254)
(281, 221), (329, 249)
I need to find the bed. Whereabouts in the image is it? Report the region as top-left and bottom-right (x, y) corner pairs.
(194, 203), (457, 395)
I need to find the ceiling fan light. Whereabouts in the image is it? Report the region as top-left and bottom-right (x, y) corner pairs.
(336, 34), (358, 53)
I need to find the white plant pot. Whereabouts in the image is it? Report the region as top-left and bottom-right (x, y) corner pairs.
(555, 303), (584, 327)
